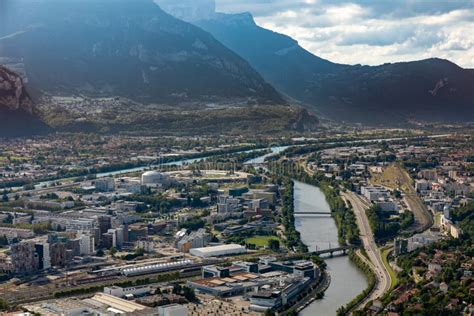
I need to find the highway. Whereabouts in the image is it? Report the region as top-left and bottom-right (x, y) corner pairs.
(342, 192), (391, 309)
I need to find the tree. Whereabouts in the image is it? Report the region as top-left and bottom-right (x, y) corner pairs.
(172, 283), (182, 295)
(2, 214), (13, 224)
(0, 235), (8, 247)
(183, 286), (196, 301)
(2, 193), (8, 203)
(109, 247), (118, 257)
(268, 239), (280, 252)
(0, 298), (9, 311)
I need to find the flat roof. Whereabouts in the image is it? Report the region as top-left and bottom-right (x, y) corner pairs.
(91, 293), (146, 313)
(192, 244), (245, 253)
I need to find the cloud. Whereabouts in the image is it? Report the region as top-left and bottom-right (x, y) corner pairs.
(215, 0), (474, 68)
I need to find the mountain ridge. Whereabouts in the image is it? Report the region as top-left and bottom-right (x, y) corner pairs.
(194, 12), (474, 124)
(0, 0), (284, 105)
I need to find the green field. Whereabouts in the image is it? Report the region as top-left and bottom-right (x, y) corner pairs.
(381, 247), (399, 292)
(245, 235), (280, 247)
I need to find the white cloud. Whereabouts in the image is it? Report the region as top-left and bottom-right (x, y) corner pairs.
(215, 0), (474, 68)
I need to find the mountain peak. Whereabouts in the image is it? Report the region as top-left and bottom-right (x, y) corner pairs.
(155, 0), (216, 22)
(212, 12), (257, 26)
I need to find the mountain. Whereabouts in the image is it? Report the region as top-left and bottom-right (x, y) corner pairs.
(0, 0), (283, 105)
(0, 66), (50, 137)
(195, 13), (343, 103)
(155, 0), (216, 22)
(195, 12), (474, 124)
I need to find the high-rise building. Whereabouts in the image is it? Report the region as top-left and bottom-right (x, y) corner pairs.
(35, 242), (51, 270)
(79, 234), (95, 256)
(101, 232), (115, 250)
(50, 242), (67, 267)
(98, 216), (112, 236)
(67, 239), (81, 257)
(11, 241), (38, 274)
(116, 226), (124, 249)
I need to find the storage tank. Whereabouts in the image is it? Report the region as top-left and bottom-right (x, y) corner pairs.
(141, 170), (167, 186)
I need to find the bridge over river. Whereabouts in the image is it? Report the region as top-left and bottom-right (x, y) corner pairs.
(311, 245), (356, 257)
(294, 211), (333, 216)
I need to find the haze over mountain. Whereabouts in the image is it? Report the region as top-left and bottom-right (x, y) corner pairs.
(165, 2), (474, 124)
(0, 66), (50, 137)
(0, 0), (283, 105)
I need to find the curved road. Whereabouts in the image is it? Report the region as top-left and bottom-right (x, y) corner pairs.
(342, 192), (391, 308)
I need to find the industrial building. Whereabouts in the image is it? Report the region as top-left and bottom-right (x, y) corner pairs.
(22, 293), (159, 315)
(92, 259), (195, 277)
(189, 244), (246, 258)
(176, 228), (211, 252)
(104, 285), (152, 299)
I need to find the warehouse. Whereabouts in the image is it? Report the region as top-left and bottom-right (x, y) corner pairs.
(190, 244), (246, 258)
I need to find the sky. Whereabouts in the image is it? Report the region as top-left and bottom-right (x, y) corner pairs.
(215, 0), (474, 68)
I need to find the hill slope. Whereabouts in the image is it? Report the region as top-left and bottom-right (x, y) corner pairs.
(196, 13), (474, 124)
(0, 66), (50, 137)
(0, 0), (283, 105)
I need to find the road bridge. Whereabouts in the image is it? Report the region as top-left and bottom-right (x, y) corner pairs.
(311, 245), (356, 257)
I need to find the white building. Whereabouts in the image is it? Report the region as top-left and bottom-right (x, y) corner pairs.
(361, 186), (391, 202)
(136, 239), (155, 253)
(189, 244), (246, 258)
(66, 218), (96, 232)
(79, 234), (95, 256)
(158, 304), (188, 316)
(176, 228), (210, 252)
(415, 180), (430, 192)
(141, 171), (170, 187)
(104, 285), (151, 298)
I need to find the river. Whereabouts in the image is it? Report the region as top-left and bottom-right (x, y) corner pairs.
(244, 146), (289, 165)
(293, 180), (368, 316)
(96, 145), (289, 178)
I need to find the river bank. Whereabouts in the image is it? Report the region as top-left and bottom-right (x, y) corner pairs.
(293, 181), (368, 315)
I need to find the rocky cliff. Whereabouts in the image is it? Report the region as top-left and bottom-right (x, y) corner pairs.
(0, 65), (50, 137)
(0, 65), (34, 114)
